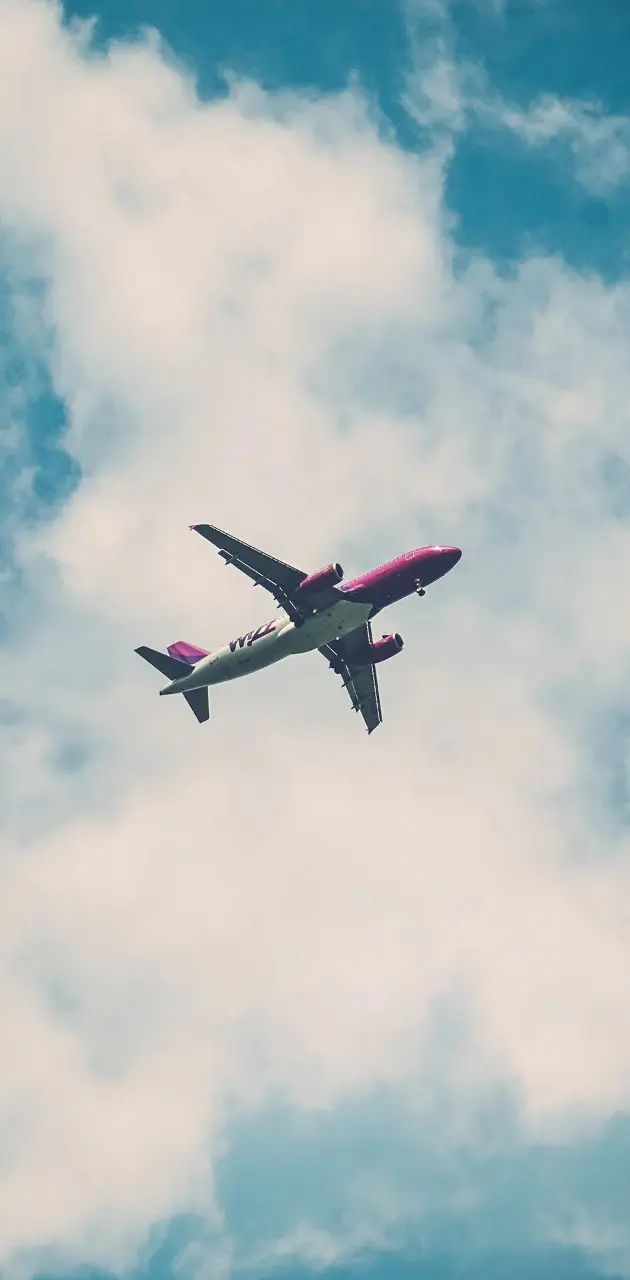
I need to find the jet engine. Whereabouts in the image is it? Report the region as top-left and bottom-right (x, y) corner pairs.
(297, 563), (344, 593)
(369, 633), (404, 664)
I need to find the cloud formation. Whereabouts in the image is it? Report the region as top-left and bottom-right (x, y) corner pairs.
(0, 1), (630, 1275)
(405, 12), (630, 198)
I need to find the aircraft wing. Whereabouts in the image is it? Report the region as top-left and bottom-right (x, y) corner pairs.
(191, 522), (308, 621)
(191, 522), (346, 620)
(319, 622), (383, 735)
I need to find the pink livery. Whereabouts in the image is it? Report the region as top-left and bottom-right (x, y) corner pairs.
(135, 525), (461, 734)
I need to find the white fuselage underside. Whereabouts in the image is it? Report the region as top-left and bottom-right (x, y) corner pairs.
(160, 598), (373, 696)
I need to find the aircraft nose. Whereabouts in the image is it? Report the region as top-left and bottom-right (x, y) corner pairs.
(441, 546), (462, 569)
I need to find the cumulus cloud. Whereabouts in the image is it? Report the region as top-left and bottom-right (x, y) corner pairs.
(1, 0), (630, 1275)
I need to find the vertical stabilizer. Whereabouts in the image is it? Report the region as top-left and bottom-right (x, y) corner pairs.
(167, 641), (210, 664)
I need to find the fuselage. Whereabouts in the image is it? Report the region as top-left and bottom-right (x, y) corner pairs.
(160, 545), (460, 698)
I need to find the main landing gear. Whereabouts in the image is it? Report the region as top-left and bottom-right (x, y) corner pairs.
(276, 600), (306, 628)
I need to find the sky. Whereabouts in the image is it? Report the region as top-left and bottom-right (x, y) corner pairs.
(1, 0), (630, 1278)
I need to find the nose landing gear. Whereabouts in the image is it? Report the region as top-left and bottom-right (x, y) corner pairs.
(415, 581), (426, 598)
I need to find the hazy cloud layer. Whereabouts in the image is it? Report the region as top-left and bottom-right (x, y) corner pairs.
(0, 1), (630, 1275)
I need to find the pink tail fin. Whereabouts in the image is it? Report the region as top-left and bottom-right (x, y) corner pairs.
(167, 640), (209, 664)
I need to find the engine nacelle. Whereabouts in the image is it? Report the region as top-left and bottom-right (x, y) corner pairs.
(369, 633), (404, 664)
(297, 562), (344, 594)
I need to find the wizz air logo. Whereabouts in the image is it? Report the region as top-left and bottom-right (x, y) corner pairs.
(229, 620), (276, 652)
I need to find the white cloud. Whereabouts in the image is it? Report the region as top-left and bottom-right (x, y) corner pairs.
(403, 16), (630, 196)
(495, 94), (630, 195)
(1, 0), (630, 1275)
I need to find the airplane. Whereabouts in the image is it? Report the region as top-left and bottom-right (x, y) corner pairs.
(135, 523), (462, 734)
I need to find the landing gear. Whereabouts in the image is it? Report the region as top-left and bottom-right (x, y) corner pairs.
(415, 580), (426, 598)
(292, 612), (305, 628)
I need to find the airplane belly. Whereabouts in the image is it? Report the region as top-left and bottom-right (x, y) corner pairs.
(203, 621), (293, 685)
(288, 600), (372, 653)
(167, 601), (371, 695)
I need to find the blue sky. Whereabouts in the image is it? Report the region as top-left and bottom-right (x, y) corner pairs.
(2, 2), (630, 1280)
(61, 0), (630, 279)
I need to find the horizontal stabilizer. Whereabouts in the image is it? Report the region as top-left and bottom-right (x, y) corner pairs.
(183, 688), (210, 723)
(135, 645), (192, 681)
(136, 646), (210, 725)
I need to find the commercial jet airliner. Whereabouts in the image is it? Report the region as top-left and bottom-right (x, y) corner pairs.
(135, 523), (462, 734)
